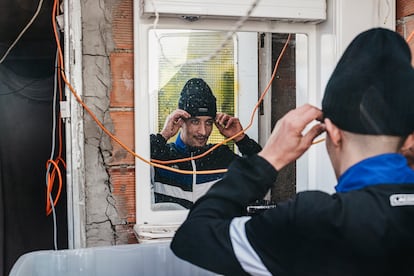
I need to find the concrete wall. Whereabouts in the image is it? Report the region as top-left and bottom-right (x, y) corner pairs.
(81, 0), (137, 246)
(79, 0), (414, 246)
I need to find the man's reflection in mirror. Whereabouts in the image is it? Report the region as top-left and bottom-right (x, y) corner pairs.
(150, 78), (262, 209)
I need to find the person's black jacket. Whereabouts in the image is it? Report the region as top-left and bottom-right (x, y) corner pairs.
(150, 133), (261, 208)
(171, 155), (414, 275)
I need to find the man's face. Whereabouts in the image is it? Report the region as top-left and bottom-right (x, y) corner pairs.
(180, 116), (214, 147)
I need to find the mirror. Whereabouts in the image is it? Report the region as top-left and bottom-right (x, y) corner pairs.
(147, 29), (308, 211)
(149, 29), (249, 211)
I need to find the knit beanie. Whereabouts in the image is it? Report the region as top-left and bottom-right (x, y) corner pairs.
(178, 78), (217, 117)
(322, 28), (414, 136)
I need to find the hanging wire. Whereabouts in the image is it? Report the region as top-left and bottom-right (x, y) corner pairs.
(45, 48), (59, 249)
(43, 0), (67, 251)
(0, 0), (45, 64)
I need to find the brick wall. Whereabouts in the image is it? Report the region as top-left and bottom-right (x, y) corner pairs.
(397, 0), (414, 63)
(109, 0), (137, 243)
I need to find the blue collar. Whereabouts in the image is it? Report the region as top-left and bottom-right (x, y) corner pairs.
(175, 133), (187, 153)
(335, 153), (414, 193)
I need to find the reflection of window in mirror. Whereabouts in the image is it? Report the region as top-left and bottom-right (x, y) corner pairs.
(148, 29), (262, 211)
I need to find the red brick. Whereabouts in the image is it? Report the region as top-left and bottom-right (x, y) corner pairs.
(405, 20), (414, 55)
(115, 224), (139, 244)
(397, 24), (404, 36)
(397, 18), (414, 65)
(109, 167), (136, 223)
(108, 111), (135, 165)
(397, 0), (414, 18)
(112, 0), (133, 50)
(110, 53), (134, 107)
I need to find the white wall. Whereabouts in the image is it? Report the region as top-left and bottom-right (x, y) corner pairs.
(299, 0), (396, 194)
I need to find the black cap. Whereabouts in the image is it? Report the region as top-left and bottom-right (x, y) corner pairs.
(178, 78), (217, 117)
(322, 28), (414, 136)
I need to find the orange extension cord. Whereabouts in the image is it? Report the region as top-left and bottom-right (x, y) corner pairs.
(46, 0), (66, 216)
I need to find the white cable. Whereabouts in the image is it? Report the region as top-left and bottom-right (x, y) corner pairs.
(383, 0), (390, 25)
(182, 0), (261, 65)
(150, 0), (176, 68)
(45, 48), (60, 251)
(150, 0), (261, 67)
(0, 0), (45, 64)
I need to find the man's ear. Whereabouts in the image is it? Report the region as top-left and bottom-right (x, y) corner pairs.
(403, 132), (414, 148)
(402, 133), (414, 150)
(324, 118), (342, 147)
(401, 133), (414, 169)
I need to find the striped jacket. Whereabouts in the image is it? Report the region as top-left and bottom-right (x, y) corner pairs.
(150, 133), (261, 208)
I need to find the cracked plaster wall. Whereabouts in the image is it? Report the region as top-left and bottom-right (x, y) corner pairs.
(81, 0), (127, 246)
